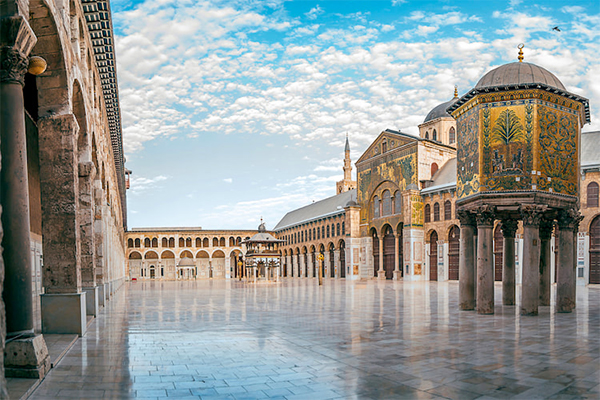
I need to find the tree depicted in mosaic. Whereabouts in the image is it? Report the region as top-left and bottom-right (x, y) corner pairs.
(490, 108), (525, 173)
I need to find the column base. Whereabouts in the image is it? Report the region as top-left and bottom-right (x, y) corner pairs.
(393, 270), (402, 280)
(459, 300), (475, 311)
(104, 282), (110, 301)
(377, 270), (386, 280)
(4, 335), (50, 379)
(97, 284), (106, 307)
(82, 286), (99, 317)
(41, 292), (87, 336)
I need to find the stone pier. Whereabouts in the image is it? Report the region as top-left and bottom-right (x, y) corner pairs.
(539, 218), (554, 306)
(520, 206), (544, 316)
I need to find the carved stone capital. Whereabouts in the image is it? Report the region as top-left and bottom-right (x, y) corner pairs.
(475, 205), (496, 227)
(519, 205), (546, 227)
(0, 16), (37, 85)
(457, 209), (475, 227)
(557, 208), (583, 231)
(0, 46), (28, 84)
(500, 219), (518, 239)
(539, 218), (554, 240)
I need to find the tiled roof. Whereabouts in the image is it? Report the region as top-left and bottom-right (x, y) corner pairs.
(273, 189), (356, 231)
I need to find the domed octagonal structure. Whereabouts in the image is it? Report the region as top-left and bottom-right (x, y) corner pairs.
(447, 49), (591, 318)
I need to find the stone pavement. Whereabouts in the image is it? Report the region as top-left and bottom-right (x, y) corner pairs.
(29, 280), (599, 399)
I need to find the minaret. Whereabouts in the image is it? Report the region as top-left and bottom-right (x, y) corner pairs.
(336, 134), (357, 194)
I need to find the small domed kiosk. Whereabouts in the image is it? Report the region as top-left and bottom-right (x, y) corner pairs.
(447, 45), (591, 316)
(241, 221), (284, 282)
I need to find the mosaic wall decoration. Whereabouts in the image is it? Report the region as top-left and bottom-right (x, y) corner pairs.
(357, 147), (417, 224)
(481, 103), (533, 191)
(537, 105), (578, 196)
(456, 107), (479, 198)
(410, 195), (423, 227)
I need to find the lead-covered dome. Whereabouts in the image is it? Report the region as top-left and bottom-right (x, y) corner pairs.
(424, 97), (458, 123)
(475, 62), (565, 90)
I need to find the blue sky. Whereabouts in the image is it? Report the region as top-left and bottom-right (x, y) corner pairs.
(111, 0), (600, 230)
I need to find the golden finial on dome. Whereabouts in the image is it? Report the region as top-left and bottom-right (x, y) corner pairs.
(454, 85), (458, 98)
(517, 43), (524, 62)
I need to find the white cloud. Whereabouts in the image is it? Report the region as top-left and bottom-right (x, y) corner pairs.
(223, 178), (233, 183)
(306, 5), (324, 20)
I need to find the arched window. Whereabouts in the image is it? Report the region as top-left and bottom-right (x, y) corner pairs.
(229, 237), (235, 247)
(317, 227), (320, 240)
(134, 238), (140, 248)
(382, 141), (387, 153)
(236, 237), (241, 245)
(342, 222), (345, 235)
(432, 129), (437, 141)
(431, 163), (438, 178)
(322, 226), (325, 238)
(425, 131), (429, 139)
(219, 237), (225, 247)
(162, 237), (168, 247)
(169, 237), (175, 248)
(588, 182), (599, 208)
(424, 204), (431, 223)
(331, 224), (334, 237)
(128, 238), (133, 247)
(301, 231), (304, 242)
(449, 126), (456, 144)
(144, 238), (151, 247)
(336, 223), (340, 236)
(394, 191), (402, 214)
(196, 238), (201, 247)
(185, 238), (192, 247)
(444, 200), (452, 220)
(327, 225), (330, 238)
(434, 202), (440, 221)
(202, 238), (208, 247)
(313, 228), (316, 240)
(382, 190), (391, 216)
(374, 196), (380, 218)
(179, 238), (184, 247)
(151, 238), (158, 248)
(308, 229), (312, 241)
(212, 237), (218, 247)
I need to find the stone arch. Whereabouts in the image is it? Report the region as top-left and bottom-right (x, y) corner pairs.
(338, 239), (346, 278)
(212, 250), (225, 258)
(29, 0), (70, 117)
(129, 251), (142, 260)
(448, 225), (460, 280)
(431, 163), (439, 178)
(180, 250), (193, 259)
(196, 250), (209, 258)
(161, 250), (175, 259)
(144, 251), (158, 259)
(429, 230), (438, 281)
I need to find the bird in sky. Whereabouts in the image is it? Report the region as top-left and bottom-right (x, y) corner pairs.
(552, 26), (561, 32)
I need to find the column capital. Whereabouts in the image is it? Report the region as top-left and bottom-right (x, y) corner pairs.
(519, 205), (546, 227)
(557, 208), (583, 230)
(0, 16), (37, 85)
(539, 218), (554, 240)
(457, 209), (475, 227)
(475, 205), (496, 227)
(500, 219), (518, 239)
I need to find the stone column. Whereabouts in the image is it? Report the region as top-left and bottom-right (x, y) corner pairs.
(378, 237), (385, 279)
(457, 210), (476, 310)
(324, 251), (330, 278)
(1, 15), (50, 379)
(500, 219), (518, 306)
(556, 209), (581, 313)
(93, 179), (106, 305)
(79, 161), (98, 316)
(393, 233), (400, 280)
(520, 206), (544, 316)
(476, 206), (495, 314)
(538, 218), (554, 306)
(38, 114), (87, 335)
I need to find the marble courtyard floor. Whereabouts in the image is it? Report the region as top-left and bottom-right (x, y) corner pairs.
(29, 280), (599, 399)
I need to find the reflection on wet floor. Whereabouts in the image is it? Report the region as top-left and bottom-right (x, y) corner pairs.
(30, 280), (599, 399)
